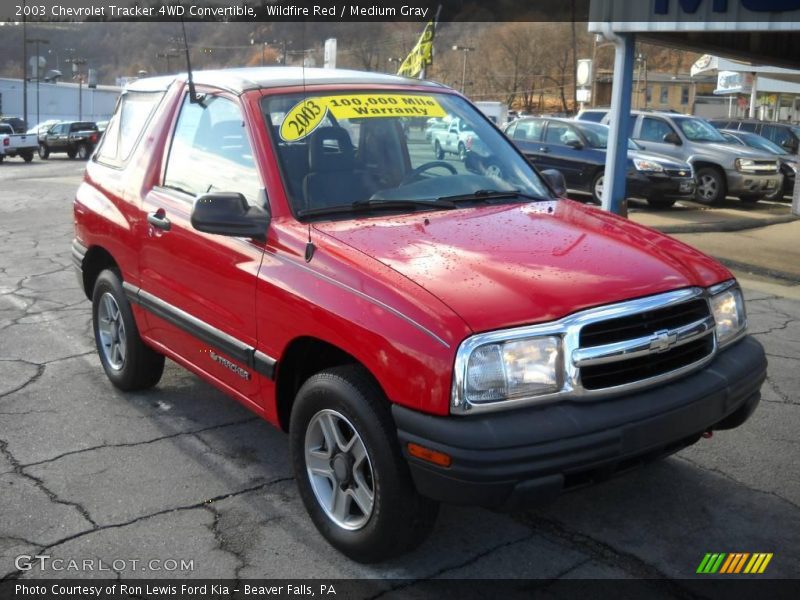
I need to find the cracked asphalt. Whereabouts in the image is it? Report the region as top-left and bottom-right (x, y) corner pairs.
(1, 159), (799, 590)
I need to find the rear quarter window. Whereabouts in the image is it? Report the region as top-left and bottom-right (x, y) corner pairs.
(95, 91), (164, 166)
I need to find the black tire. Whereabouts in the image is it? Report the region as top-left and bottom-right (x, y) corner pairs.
(739, 195), (762, 204)
(67, 149), (77, 159)
(434, 140), (444, 160)
(458, 142), (467, 161)
(38, 144), (49, 159)
(591, 171), (605, 204)
(0, 155), (4, 164)
(646, 196), (677, 209)
(91, 269), (164, 391)
(77, 144), (90, 160)
(21, 151), (34, 163)
(695, 167), (726, 205)
(290, 365), (439, 563)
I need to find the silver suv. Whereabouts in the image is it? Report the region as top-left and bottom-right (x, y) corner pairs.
(605, 111), (782, 204)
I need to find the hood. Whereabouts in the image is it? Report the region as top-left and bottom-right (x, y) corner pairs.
(698, 142), (778, 160)
(314, 200), (731, 333)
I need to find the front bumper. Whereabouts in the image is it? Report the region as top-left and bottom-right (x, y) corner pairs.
(394, 336), (766, 509)
(726, 170), (783, 196)
(627, 171), (695, 200)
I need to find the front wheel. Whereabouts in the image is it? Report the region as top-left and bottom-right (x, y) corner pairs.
(290, 365), (438, 563)
(38, 144), (49, 159)
(591, 171), (604, 204)
(92, 270), (164, 391)
(434, 140), (444, 160)
(458, 142), (467, 161)
(695, 167), (726, 205)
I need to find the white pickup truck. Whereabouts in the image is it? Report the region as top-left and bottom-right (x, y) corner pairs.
(0, 123), (37, 163)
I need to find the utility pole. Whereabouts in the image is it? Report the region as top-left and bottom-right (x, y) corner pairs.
(26, 37), (49, 127)
(22, 4), (28, 127)
(66, 57), (87, 120)
(452, 45), (475, 94)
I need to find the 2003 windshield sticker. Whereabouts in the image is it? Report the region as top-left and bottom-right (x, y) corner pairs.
(279, 94), (447, 142)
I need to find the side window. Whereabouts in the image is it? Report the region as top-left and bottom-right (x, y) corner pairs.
(638, 117), (675, 142)
(96, 91), (163, 166)
(544, 122), (576, 145)
(504, 122), (517, 137)
(164, 95), (261, 206)
(739, 122), (758, 133)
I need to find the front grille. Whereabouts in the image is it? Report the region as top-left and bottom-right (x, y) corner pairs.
(581, 337), (713, 390)
(577, 297), (714, 391)
(664, 168), (692, 178)
(580, 299), (709, 347)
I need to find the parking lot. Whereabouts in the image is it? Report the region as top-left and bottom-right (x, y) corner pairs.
(1, 159), (799, 589)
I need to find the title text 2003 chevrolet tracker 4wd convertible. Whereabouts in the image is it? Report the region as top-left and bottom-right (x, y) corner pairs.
(73, 67), (767, 562)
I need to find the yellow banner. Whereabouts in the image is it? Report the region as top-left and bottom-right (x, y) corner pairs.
(279, 94), (446, 142)
(397, 21), (435, 79)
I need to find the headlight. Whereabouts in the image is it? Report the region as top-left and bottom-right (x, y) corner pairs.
(709, 282), (746, 348)
(464, 336), (561, 404)
(633, 158), (664, 172)
(734, 158), (758, 172)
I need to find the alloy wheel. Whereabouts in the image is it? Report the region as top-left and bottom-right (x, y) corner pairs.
(97, 292), (126, 370)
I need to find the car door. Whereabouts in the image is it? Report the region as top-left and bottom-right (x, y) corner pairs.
(537, 120), (589, 189)
(444, 120), (460, 153)
(634, 116), (683, 160)
(138, 91), (267, 399)
(47, 124), (68, 150)
(509, 119), (545, 165)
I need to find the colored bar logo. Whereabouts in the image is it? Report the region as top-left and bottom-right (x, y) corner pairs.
(697, 553), (773, 574)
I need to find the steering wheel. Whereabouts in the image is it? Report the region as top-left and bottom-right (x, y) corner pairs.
(401, 160), (458, 184)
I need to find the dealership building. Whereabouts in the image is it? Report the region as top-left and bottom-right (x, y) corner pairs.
(0, 77), (121, 127)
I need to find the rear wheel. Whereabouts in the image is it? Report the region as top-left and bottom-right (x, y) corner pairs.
(290, 365), (438, 563)
(21, 151), (34, 163)
(458, 142), (467, 161)
(67, 149), (77, 159)
(92, 270), (164, 391)
(695, 167), (726, 205)
(76, 144), (90, 160)
(38, 144), (49, 159)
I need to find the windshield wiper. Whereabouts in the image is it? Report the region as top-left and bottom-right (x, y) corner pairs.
(297, 198), (458, 218)
(437, 189), (549, 203)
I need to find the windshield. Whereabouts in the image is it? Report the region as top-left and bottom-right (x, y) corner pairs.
(672, 116), (727, 142)
(573, 121), (641, 151)
(262, 91), (551, 218)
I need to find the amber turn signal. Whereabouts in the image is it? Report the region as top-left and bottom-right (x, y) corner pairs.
(407, 443), (452, 468)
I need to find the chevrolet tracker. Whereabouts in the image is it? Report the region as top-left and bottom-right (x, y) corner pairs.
(72, 67), (767, 562)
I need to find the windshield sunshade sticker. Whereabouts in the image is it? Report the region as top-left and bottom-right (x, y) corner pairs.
(279, 94), (447, 142)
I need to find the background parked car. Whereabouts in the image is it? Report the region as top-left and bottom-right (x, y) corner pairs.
(575, 108), (610, 123)
(608, 111), (782, 204)
(719, 129), (797, 199)
(430, 117), (488, 161)
(38, 121), (100, 160)
(709, 118), (800, 156)
(27, 119), (61, 136)
(0, 117), (27, 134)
(504, 117), (695, 207)
(424, 118), (447, 142)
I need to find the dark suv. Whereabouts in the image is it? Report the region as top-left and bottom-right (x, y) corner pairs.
(38, 121), (100, 160)
(709, 118), (800, 156)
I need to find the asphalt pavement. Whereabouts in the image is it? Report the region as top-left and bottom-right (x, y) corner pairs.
(1, 158), (798, 589)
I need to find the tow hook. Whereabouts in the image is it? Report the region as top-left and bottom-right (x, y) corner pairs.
(702, 430), (713, 439)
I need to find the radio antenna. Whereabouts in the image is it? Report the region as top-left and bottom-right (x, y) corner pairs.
(180, 18), (202, 105)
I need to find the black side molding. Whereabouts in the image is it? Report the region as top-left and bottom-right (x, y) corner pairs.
(122, 282), (277, 380)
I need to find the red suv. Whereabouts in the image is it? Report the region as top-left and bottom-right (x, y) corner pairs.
(73, 68), (766, 562)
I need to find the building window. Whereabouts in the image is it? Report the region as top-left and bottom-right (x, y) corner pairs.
(660, 86), (669, 105)
(645, 85), (653, 104)
(681, 86), (690, 105)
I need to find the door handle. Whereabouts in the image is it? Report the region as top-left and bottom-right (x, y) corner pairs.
(539, 147), (550, 153)
(147, 211), (171, 231)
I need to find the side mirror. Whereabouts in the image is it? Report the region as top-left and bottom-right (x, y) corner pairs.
(541, 169), (568, 199)
(191, 192), (270, 239)
(781, 139), (797, 153)
(464, 151), (481, 175)
(566, 139), (584, 150)
(663, 132), (682, 145)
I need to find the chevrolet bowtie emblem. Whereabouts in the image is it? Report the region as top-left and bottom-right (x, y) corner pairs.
(649, 329), (678, 353)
